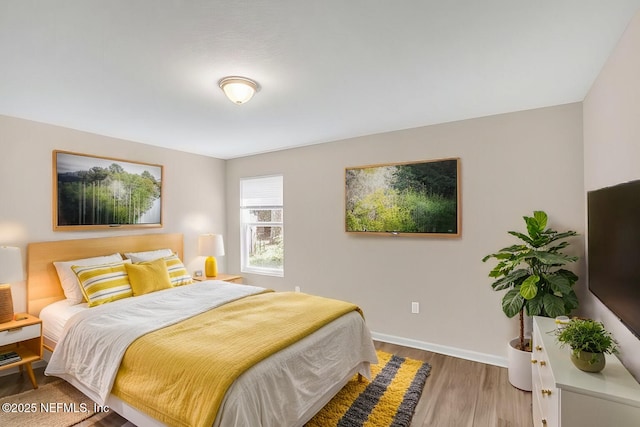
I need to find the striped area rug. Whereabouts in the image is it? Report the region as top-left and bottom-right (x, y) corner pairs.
(305, 351), (432, 427)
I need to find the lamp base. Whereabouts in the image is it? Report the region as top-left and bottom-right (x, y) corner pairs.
(0, 284), (14, 324)
(205, 256), (218, 277)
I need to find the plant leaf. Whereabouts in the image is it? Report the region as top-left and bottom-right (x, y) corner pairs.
(524, 216), (540, 239)
(494, 252), (516, 259)
(497, 244), (528, 254)
(547, 274), (571, 295)
(556, 269), (579, 284)
(563, 290), (579, 311)
(545, 230), (578, 244)
(490, 269), (529, 290)
(548, 241), (569, 252)
(533, 211), (547, 229)
(520, 274), (539, 299)
(525, 251), (575, 265)
(525, 296), (543, 316)
(482, 250), (520, 262)
(542, 293), (566, 317)
(502, 288), (525, 318)
(507, 231), (535, 246)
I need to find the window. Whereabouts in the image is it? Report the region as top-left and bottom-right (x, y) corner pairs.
(240, 175), (283, 276)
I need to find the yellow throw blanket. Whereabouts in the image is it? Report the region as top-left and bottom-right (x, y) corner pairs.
(111, 291), (362, 427)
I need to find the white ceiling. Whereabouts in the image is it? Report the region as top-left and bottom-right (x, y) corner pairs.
(1, 1), (639, 159)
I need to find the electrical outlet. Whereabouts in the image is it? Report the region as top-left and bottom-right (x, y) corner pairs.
(295, 286), (301, 293)
(411, 302), (419, 314)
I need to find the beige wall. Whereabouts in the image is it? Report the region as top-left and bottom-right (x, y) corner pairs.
(0, 115), (227, 313)
(583, 11), (640, 379)
(227, 103), (585, 364)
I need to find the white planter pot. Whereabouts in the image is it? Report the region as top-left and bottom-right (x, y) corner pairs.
(507, 338), (532, 391)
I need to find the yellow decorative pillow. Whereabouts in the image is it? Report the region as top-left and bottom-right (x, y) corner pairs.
(163, 253), (194, 286)
(125, 258), (173, 296)
(71, 261), (133, 307)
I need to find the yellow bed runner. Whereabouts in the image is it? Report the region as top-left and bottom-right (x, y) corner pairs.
(111, 291), (361, 427)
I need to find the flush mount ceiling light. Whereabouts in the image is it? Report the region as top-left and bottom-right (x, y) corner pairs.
(218, 76), (259, 104)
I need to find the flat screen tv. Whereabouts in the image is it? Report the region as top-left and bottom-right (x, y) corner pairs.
(588, 179), (640, 338)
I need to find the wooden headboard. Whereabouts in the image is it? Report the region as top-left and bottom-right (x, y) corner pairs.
(27, 233), (184, 316)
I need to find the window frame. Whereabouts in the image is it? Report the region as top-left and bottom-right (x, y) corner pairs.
(240, 175), (284, 277)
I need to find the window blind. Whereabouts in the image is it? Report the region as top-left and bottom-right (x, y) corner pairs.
(240, 175), (283, 208)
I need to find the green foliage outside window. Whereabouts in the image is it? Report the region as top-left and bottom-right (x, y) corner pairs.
(249, 228), (283, 269)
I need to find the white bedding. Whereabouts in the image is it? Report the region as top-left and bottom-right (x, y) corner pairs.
(42, 281), (377, 427)
(39, 299), (89, 345)
(214, 310), (372, 427)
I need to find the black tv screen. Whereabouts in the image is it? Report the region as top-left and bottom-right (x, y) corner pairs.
(588, 180), (640, 338)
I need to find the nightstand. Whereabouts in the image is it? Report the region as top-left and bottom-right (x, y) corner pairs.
(193, 273), (243, 284)
(0, 314), (43, 389)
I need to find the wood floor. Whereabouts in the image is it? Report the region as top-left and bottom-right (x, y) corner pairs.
(0, 342), (532, 426)
(375, 341), (532, 427)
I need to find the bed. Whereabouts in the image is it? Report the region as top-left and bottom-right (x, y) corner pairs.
(27, 233), (377, 427)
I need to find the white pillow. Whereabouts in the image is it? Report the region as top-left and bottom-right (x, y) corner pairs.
(123, 248), (173, 263)
(53, 253), (124, 304)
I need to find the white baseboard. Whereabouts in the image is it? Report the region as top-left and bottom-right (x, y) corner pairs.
(371, 331), (507, 368)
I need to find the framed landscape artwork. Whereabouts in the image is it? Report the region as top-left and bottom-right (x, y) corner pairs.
(345, 157), (460, 237)
(53, 150), (163, 231)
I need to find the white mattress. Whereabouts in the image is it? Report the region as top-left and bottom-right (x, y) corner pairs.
(40, 283), (377, 427)
(39, 299), (89, 345)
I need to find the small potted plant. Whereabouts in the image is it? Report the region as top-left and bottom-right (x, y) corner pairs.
(555, 318), (618, 372)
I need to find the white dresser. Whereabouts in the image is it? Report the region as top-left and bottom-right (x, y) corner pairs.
(532, 316), (640, 426)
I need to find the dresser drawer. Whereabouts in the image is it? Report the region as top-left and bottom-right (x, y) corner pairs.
(0, 324), (41, 346)
(533, 331), (554, 387)
(538, 385), (559, 426)
(532, 383), (544, 427)
(533, 363), (559, 425)
(532, 324), (559, 427)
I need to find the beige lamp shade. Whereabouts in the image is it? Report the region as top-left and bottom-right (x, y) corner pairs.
(198, 234), (225, 277)
(0, 246), (24, 323)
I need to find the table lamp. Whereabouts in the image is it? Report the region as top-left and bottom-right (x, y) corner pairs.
(198, 234), (225, 277)
(0, 246), (24, 323)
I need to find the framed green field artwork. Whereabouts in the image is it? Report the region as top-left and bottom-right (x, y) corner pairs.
(345, 157), (460, 237)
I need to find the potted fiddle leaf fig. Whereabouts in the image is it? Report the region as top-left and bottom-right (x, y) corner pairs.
(555, 318), (618, 372)
(482, 210), (579, 390)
